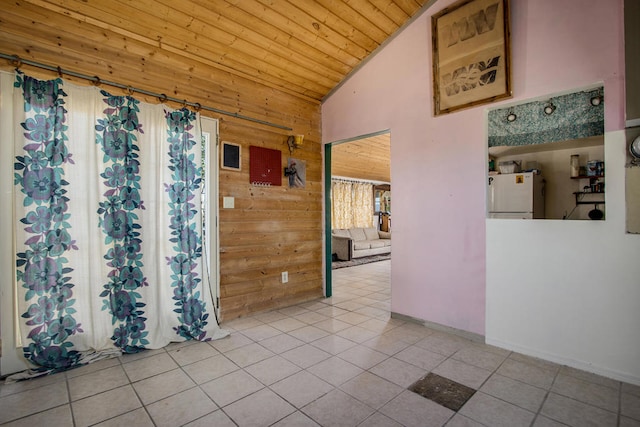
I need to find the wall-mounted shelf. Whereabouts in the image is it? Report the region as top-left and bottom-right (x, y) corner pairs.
(571, 175), (604, 180)
(573, 191), (605, 205)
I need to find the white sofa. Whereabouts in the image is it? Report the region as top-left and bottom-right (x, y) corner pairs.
(332, 227), (391, 261)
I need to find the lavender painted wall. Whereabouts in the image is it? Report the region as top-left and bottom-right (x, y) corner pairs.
(322, 0), (625, 337)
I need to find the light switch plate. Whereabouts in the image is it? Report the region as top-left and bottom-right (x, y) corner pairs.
(223, 196), (235, 209)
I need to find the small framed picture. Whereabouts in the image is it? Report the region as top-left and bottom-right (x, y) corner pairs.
(221, 141), (241, 171)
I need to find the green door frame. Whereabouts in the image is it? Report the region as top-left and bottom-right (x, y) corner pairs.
(324, 143), (332, 298)
(324, 129), (391, 298)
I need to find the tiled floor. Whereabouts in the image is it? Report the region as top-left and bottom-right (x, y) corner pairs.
(1, 259), (640, 426)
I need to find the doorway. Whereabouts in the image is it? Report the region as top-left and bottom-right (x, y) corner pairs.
(324, 130), (391, 297)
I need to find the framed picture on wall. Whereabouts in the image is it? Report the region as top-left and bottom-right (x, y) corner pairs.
(432, 0), (512, 115)
(221, 141), (241, 171)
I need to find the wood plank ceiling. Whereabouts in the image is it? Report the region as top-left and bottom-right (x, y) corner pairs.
(332, 133), (391, 183)
(0, 0), (431, 103)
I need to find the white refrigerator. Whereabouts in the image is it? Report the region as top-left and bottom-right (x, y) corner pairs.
(488, 172), (545, 219)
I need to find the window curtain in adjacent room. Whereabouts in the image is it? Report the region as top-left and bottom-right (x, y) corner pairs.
(4, 71), (227, 374)
(331, 179), (373, 229)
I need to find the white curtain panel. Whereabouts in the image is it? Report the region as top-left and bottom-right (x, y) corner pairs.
(5, 71), (227, 374)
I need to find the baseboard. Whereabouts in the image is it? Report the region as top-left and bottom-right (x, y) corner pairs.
(390, 312), (485, 343)
(486, 337), (640, 387)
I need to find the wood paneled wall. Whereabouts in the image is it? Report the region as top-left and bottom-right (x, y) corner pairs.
(0, 3), (324, 321)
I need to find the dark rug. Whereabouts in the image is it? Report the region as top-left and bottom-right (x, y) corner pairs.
(332, 253), (391, 269)
(409, 373), (476, 412)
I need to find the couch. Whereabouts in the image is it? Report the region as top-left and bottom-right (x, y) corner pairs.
(332, 227), (391, 261)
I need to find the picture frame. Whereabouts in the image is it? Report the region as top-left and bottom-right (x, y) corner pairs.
(221, 141), (241, 171)
(432, 0), (512, 115)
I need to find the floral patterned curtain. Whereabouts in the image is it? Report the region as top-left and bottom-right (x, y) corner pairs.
(9, 71), (227, 374)
(331, 179), (373, 229)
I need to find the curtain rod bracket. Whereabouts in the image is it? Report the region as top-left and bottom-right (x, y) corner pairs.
(10, 55), (22, 69)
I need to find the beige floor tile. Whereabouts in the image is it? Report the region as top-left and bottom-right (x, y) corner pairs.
(0, 380), (68, 424)
(200, 369), (263, 407)
(359, 412), (404, 427)
(270, 370), (334, 408)
(288, 325), (330, 343)
(93, 408), (154, 427)
(552, 373), (619, 412)
(335, 311), (371, 325)
(0, 372), (65, 398)
(369, 357), (426, 388)
(432, 359), (493, 390)
(337, 344), (389, 370)
(480, 373), (547, 412)
(1, 404), (73, 427)
(358, 317), (400, 334)
(362, 334), (412, 356)
(302, 389), (374, 426)
(393, 345), (446, 371)
(314, 306), (350, 318)
(280, 343), (332, 368)
(340, 371), (404, 409)
(306, 356), (364, 386)
(183, 409), (237, 427)
(445, 414), (486, 427)
(122, 352), (178, 382)
(252, 310), (289, 323)
(298, 300), (330, 311)
(452, 345), (508, 371)
(559, 366), (620, 390)
(72, 385), (141, 427)
(167, 341), (218, 366)
(459, 391), (535, 427)
(244, 355), (301, 385)
(532, 415), (572, 427)
(497, 358), (558, 389)
(379, 390), (454, 427)
(294, 311), (329, 325)
(118, 347), (166, 364)
(68, 365), (129, 401)
(222, 316), (264, 331)
(146, 387), (216, 427)
(336, 325), (380, 343)
(271, 410), (321, 426)
(259, 333), (305, 354)
(278, 306), (311, 316)
(224, 342), (275, 367)
(540, 392), (617, 427)
(310, 334), (358, 355)
(312, 318), (354, 334)
(182, 353), (239, 384)
(269, 317), (307, 333)
(225, 388), (295, 426)
(414, 332), (467, 355)
(622, 392), (640, 421)
(208, 332), (253, 353)
(65, 357), (121, 379)
(241, 324), (284, 341)
(621, 416), (640, 427)
(132, 368), (196, 405)
(623, 382), (640, 397)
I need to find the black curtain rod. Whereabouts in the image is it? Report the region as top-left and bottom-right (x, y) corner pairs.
(0, 53), (292, 131)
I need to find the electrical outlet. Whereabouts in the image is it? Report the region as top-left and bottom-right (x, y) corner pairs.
(281, 271), (288, 283)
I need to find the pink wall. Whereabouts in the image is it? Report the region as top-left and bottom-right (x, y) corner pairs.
(322, 0), (625, 336)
